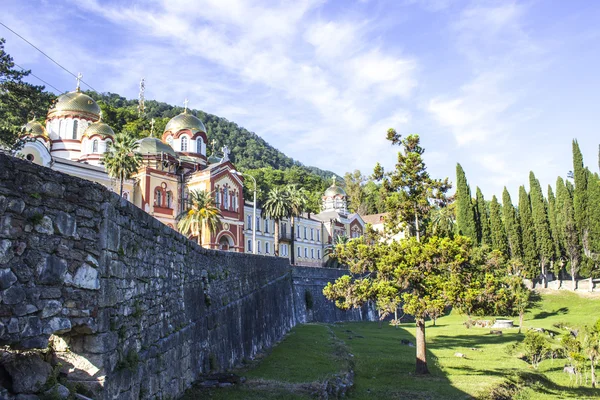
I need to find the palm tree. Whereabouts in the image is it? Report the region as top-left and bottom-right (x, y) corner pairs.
(430, 205), (455, 238)
(262, 188), (292, 256)
(101, 133), (142, 196)
(324, 234), (349, 268)
(287, 185), (308, 265)
(177, 190), (222, 246)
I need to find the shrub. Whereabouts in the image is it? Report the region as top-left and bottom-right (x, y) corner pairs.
(522, 332), (551, 369)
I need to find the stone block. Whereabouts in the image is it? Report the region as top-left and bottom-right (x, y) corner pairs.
(22, 316), (42, 337)
(72, 264), (100, 290)
(84, 332), (118, 354)
(38, 255), (67, 285)
(7, 199), (25, 214)
(0, 239), (12, 264)
(3, 285), (25, 305)
(34, 216), (54, 235)
(44, 384), (70, 399)
(45, 317), (72, 335)
(0, 268), (17, 289)
(4, 353), (52, 393)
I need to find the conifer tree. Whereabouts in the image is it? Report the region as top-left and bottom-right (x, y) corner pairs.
(586, 172), (600, 277)
(555, 177), (568, 279)
(502, 187), (523, 260)
(563, 187), (581, 289)
(547, 185), (562, 277)
(529, 172), (554, 286)
(475, 187), (491, 246)
(455, 164), (478, 243)
(489, 195), (509, 256)
(573, 140), (589, 257)
(518, 186), (538, 278)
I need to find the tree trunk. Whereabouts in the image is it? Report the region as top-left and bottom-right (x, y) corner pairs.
(572, 273), (577, 291)
(591, 357), (596, 388)
(119, 175), (124, 197)
(414, 214), (420, 242)
(590, 275), (594, 293)
(541, 261), (547, 288)
(274, 219), (280, 256)
(519, 310), (524, 334)
(415, 318), (429, 374)
(290, 216), (295, 265)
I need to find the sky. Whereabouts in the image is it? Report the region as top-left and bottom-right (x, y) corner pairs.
(2, 0), (600, 201)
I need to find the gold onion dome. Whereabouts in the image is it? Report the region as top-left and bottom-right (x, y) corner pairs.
(324, 182), (346, 197)
(164, 110), (206, 134)
(22, 120), (47, 137)
(48, 90), (101, 119)
(83, 121), (115, 138)
(136, 137), (178, 158)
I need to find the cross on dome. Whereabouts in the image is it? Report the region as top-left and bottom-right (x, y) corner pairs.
(150, 118), (155, 137)
(331, 175), (337, 186)
(76, 72), (82, 91)
(183, 98), (189, 113)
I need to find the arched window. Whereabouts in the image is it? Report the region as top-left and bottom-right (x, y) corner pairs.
(247, 239), (252, 252)
(256, 216), (261, 231)
(297, 225), (300, 238)
(123, 192), (128, 200)
(155, 189), (162, 207)
(265, 219), (269, 233)
(92, 139), (99, 153)
(58, 120), (64, 138)
(311, 249), (314, 259)
(297, 246), (301, 257)
(223, 187), (229, 209)
(317, 250), (321, 259)
(304, 248), (308, 258)
(311, 228), (314, 240)
(166, 191), (173, 208)
(72, 120), (78, 139)
(265, 242), (270, 254)
(257, 241), (261, 254)
(196, 139), (202, 153)
(219, 236), (230, 251)
(304, 227), (307, 239)
(317, 230), (320, 242)
(247, 215), (252, 229)
(181, 136), (188, 152)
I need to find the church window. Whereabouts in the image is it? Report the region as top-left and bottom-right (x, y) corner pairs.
(317, 249), (321, 259)
(317, 230), (320, 242)
(92, 140), (99, 153)
(247, 239), (252, 252)
(215, 191), (220, 208)
(166, 191), (173, 208)
(196, 139), (202, 153)
(72, 120), (78, 139)
(311, 249), (314, 259)
(297, 246), (301, 258)
(123, 192), (128, 200)
(256, 216), (261, 231)
(297, 225), (300, 238)
(155, 189), (162, 207)
(233, 194), (237, 211)
(257, 241), (261, 254)
(247, 215), (252, 229)
(265, 242), (270, 254)
(304, 227), (307, 239)
(265, 219), (269, 233)
(181, 136), (188, 152)
(304, 248), (308, 258)
(223, 187), (229, 209)
(310, 228), (314, 240)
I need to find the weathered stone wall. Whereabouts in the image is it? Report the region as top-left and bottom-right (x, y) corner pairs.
(0, 153), (374, 399)
(292, 266), (376, 323)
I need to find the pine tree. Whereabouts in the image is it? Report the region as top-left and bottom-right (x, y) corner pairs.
(455, 163), (478, 243)
(518, 186), (538, 278)
(502, 187), (523, 260)
(573, 140), (589, 258)
(547, 185), (561, 277)
(529, 172), (554, 286)
(489, 195), (509, 256)
(475, 187), (491, 246)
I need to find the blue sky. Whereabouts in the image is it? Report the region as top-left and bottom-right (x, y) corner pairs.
(3, 0), (600, 201)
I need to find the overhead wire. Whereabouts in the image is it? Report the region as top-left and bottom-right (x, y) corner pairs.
(0, 20), (99, 93)
(12, 62), (64, 93)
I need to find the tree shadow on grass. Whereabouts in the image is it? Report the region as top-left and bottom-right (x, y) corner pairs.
(532, 307), (569, 320)
(429, 332), (521, 349)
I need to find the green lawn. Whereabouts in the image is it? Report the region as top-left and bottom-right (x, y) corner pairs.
(183, 291), (600, 399)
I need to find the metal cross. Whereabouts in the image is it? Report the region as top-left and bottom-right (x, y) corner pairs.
(150, 118), (155, 137)
(332, 175), (337, 186)
(183, 98), (189, 112)
(76, 72), (83, 91)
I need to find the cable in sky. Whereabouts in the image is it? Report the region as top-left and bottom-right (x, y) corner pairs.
(0, 20), (99, 92)
(12, 62), (64, 93)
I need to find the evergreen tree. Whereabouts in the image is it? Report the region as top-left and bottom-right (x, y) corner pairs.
(555, 177), (569, 279)
(475, 187), (491, 245)
(489, 195), (509, 256)
(262, 188), (292, 256)
(586, 172), (600, 277)
(563, 187), (582, 289)
(529, 172), (554, 285)
(518, 186), (538, 278)
(455, 163), (478, 243)
(547, 185), (562, 277)
(573, 140), (589, 257)
(502, 187), (523, 260)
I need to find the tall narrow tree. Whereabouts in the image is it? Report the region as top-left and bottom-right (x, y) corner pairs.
(502, 187), (523, 260)
(563, 188), (581, 290)
(287, 185), (307, 265)
(262, 188), (292, 256)
(573, 140), (589, 257)
(547, 185), (562, 277)
(475, 187), (491, 245)
(518, 186), (538, 278)
(455, 164), (478, 243)
(586, 172), (600, 278)
(489, 195), (509, 256)
(529, 172), (554, 286)
(555, 177), (569, 280)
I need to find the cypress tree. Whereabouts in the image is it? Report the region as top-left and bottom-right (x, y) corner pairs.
(547, 185), (561, 276)
(573, 140), (589, 256)
(555, 177), (568, 279)
(489, 195), (509, 256)
(475, 187), (491, 246)
(502, 187), (522, 260)
(563, 187), (581, 289)
(455, 164), (477, 243)
(586, 172), (600, 277)
(518, 185), (538, 278)
(529, 172), (554, 285)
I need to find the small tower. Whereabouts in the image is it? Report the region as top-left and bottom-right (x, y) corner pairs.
(322, 176), (348, 214)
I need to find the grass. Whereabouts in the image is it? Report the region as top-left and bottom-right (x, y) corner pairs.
(183, 291), (600, 399)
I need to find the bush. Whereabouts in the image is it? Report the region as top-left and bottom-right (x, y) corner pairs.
(522, 332), (551, 369)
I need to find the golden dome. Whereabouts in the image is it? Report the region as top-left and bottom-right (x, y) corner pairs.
(83, 121), (115, 138)
(164, 111), (206, 134)
(136, 137), (178, 158)
(21, 120), (47, 137)
(48, 90), (101, 120)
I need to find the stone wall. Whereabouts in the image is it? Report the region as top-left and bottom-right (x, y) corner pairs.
(0, 153), (373, 399)
(292, 266), (376, 323)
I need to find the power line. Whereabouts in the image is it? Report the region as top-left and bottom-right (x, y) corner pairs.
(0, 20), (99, 92)
(13, 62), (64, 93)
